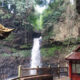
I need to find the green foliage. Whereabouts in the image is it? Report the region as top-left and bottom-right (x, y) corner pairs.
(63, 38), (77, 45)
(5, 34), (15, 41)
(0, 0), (34, 13)
(0, 53), (11, 57)
(43, 0), (65, 25)
(13, 50), (31, 57)
(11, 48), (17, 53)
(35, 0), (43, 5)
(28, 13), (38, 30)
(28, 12), (43, 31)
(76, 37), (80, 43)
(42, 0), (65, 41)
(15, 0), (27, 13)
(43, 26), (54, 42)
(41, 46), (63, 57)
(36, 14), (43, 30)
(35, 0), (46, 5)
(0, 9), (4, 15)
(0, 0), (65, 32)
(28, 0), (65, 31)
(0, 49), (30, 57)
(20, 44), (32, 49)
(0, 0), (35, 31)
(1, 13), (12, 19)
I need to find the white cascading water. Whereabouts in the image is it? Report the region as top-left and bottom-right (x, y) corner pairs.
(30, 36), (42, 75)
(70, 0), (74, 5)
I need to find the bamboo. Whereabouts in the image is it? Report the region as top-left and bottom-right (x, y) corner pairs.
(18, 65), (22, 78)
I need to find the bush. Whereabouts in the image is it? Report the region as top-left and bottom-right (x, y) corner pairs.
(41, 45), (63, 57)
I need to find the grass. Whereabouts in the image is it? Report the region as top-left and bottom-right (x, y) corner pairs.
(0, 53), (11, 57)
(0, 49), (31, 57)
(12, 50), (31, 57)
(11, 48), (18, 53)
(5, 33), (15, 41)
(41, 45), (63, 57)
(20, 44), (32, 49)
(0, 41), (78, 59)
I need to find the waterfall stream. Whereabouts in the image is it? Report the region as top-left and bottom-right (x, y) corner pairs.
(30, 36), (42, 75)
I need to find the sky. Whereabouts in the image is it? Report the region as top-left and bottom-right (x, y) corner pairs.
(34, 0), (51, 14)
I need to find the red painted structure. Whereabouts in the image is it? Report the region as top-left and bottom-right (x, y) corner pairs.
(66, 46), (80, 80)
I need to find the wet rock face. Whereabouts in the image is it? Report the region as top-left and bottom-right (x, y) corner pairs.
(32, 31), (41, 38)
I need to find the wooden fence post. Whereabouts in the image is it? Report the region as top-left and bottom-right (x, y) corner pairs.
(58, 64), (60, 78)
(37, 66), (39, 75)
(18, 65), (22, 78)
(48, 65), (51, 68)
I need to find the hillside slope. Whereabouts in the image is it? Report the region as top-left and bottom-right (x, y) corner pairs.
(53, 0), (80, 41)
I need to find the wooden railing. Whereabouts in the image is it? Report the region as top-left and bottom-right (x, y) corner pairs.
(12, 65), (68, 80)
(0, 64), (68, 80)
(12, 65), (53, 80)
(18, 65), (53, 77)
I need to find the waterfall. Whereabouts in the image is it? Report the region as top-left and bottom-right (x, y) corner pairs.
(8, 4), (11, 9)
(30, 36), (42, 75)
(1, 0), (4, 7)
(70, 0), (74, 5)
